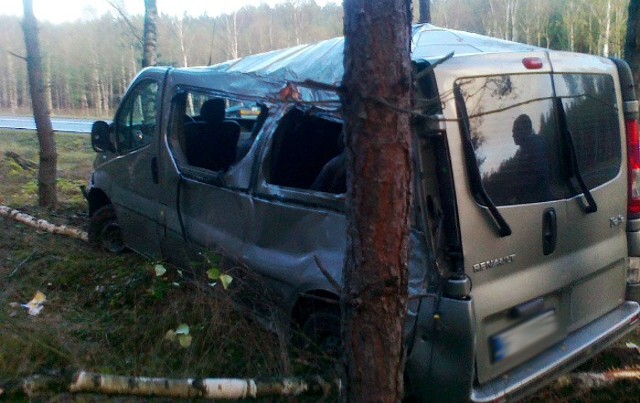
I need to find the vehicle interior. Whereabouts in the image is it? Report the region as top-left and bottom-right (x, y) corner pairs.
(267, 108), (345, 194)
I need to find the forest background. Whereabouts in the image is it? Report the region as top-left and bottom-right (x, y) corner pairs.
(0, 0), (629, 119)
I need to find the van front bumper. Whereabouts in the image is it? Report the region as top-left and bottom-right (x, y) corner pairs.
(471, 301), (640, 402)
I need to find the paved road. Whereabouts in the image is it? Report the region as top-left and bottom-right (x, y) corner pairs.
(0, 116), (101, 133)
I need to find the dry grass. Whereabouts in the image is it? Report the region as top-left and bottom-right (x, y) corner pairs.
(1, 128), (639, 401)
(0, 221), (294, 398)
(0, 129), (92, 208)
(0, 129), (310, 400)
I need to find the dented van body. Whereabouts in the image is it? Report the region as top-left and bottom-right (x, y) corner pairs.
(86, 25), (640, 401)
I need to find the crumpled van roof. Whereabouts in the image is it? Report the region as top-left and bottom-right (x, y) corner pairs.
(209, 23), (541, 86)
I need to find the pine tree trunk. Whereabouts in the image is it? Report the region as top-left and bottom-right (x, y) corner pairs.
(419, 0), (431, 23)
(142, 0), (158, 68)
(22, 0), (57, 209)
(626, 0), (640, 102)
(342, 1), (413, 401)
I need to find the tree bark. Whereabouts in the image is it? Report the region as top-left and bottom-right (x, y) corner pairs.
(6, 54), (18, 111)
(176, 18), (190, 67)
(142, 0), (158, 68)
(227, 11), (239, 59)
(22, 0), (57, 209)
(1, 370), (338, 399)
(0, 205), (88, 242)
(602, 0), (612, 57)
(419, 0), (431, 23)
(342, 1), (413, 401)
(626, 0), (640, 102)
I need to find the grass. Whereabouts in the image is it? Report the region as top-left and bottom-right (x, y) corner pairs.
(0, 129), (92, 209)
(0, 129), (300, 400)
(0, 128), (639, 401)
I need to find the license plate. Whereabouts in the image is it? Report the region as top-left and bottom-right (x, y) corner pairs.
(490, 310), (559, 363)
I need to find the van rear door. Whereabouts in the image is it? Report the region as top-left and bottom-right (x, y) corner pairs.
(436, 51), (628, 384)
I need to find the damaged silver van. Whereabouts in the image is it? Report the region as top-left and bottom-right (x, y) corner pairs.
(85, 24), (640, 401)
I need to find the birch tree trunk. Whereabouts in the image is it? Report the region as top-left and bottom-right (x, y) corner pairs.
(291, 1), (302, 46)
(231, 11), (239, 59)
(223, 12), (239, 60)
(142, 0), (158, 68)
(22, 0), (57, 209)
(176, 18), (189, 67)
(603, 0), (612, 57)
(2, 370), (338, 399)
(342, 0), (413, 401)
(91, 58), (102, 114)
(6, 53), (18, 111)
(44, 55), (52, 111)
(510, 0), (520, 43)
(0, 205), (88, 242)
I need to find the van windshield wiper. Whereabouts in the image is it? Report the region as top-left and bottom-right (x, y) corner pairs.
(554, 97), (597, 213)
(453, 84), (512, 237)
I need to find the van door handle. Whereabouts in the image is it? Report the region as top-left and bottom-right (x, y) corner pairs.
(151, 156), (159, 184)
(542, 208), (557, 255)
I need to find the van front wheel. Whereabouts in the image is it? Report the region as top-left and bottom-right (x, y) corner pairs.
(301, 308), (341, 357)
(89, 204), (126, 254)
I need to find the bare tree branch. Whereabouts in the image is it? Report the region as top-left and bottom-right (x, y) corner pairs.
(105, 0), (142, 44)
(5, 49), (27, 61)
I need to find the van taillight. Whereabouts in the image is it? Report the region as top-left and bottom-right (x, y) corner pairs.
(522, 57), (543, 70)
(627, 119), (640, 216)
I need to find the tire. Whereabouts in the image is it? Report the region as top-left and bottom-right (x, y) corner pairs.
(88, 204), (127, 254)
(301, 308), (342, 357)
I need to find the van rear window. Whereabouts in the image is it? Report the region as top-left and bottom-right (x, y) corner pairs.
(456, 73), (620, 206)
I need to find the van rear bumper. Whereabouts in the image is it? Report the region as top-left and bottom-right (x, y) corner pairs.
(471, 301), (640, 402)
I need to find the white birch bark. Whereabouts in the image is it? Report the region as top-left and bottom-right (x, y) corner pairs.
(603, 0), (612, 56)
(555, 368), (640, 391)
(2, 370), (337, 399)
(0, 205), (88, 242)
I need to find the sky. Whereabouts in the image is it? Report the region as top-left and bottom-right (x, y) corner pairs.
(0, 0), (341, 23)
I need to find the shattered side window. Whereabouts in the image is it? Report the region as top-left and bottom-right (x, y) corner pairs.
(267, 108), (345, 194)
(167, 90), (267, 182)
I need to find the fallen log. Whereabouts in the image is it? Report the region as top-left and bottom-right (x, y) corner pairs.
(5, 151), (37, 170)
(554, 367), (640, 391)
(0, 205), (88, 242)
(1, 370), (338, 399)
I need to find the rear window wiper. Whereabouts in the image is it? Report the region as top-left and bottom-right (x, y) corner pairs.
(554, 97), (598, 213)
(453, 84), (512, 237)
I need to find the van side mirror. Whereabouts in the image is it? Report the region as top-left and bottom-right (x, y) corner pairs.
(91, 121), (115, 153)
